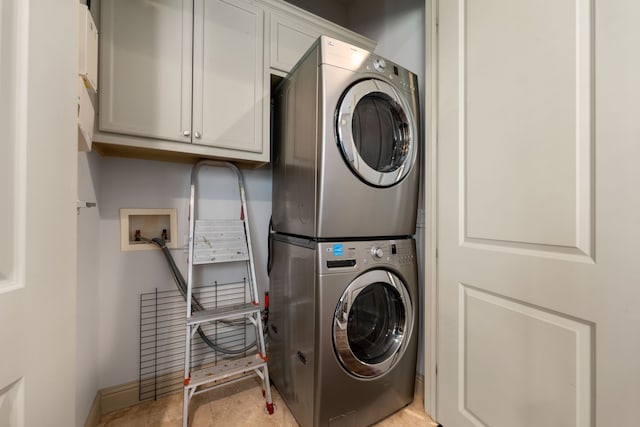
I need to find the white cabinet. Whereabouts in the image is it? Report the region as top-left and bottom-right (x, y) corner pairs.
(193, 0), (266, 154)
(269, 12), (320, 73)
(99, 0), (192, 144)
(97, 0), (268, 163)
(95, 0), (374, 163)
(267, 5), (376, 75)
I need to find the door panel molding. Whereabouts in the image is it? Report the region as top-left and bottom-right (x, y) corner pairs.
(0, 378), (25, 427)
(0, 0), (27, 293)
(457, 0), (594, 262)
(458, 283), (594, 427)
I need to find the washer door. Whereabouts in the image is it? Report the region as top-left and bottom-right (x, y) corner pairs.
(333, 269), (413, 378)
(336, 79), (417, 187)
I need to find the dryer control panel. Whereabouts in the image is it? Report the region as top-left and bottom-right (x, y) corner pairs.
(319, 239), (416, 274)
(320, 36), (418, 93)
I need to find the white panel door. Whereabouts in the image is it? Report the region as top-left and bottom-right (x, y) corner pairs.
(99, 0), (193, 143)
(192, 0), (267, 157)
(0, 0), (77, 426)
(436, 0), (640, 426)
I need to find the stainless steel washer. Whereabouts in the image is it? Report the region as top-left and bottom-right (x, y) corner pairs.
(272, 36), (421, 239)
(267, 235), (419, 427)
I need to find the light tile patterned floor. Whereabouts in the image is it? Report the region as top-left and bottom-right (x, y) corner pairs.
(97, 377), (439, 427)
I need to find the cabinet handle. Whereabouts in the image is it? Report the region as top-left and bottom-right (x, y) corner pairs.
(194, 131), (201, 139)
(183, 130), (191, 137)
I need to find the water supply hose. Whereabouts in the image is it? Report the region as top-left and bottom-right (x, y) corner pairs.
(145, 236), (258, 355)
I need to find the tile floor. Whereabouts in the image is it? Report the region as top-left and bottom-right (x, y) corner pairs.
(98, 377), (438, 427)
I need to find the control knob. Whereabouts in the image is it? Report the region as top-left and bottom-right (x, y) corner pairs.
(373, 58), (386, 72)
(371, 247), (384, 259)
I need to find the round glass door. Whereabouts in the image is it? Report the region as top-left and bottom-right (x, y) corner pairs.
(333, 269), (413, 378)
(336, 79), (417, 187)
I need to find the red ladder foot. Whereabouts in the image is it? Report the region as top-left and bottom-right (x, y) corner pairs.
(266, 402), (274, 414)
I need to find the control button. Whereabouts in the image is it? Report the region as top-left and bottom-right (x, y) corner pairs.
(371, 247), (384, 259)
(374, 58), (386, 72)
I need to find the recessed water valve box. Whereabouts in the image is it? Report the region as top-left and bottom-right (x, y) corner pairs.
(120, 208), (178, 251)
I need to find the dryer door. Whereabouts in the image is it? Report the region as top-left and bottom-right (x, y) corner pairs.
(333, 269), (414, 378)
(336, 79), (418, 187)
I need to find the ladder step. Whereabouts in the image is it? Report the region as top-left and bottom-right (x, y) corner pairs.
(187, 302), (260, 325)
(187, 353), (267, 389)
(194, 219), (249, 264)
(195, 218), (245, 231)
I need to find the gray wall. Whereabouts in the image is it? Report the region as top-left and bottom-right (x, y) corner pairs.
(77, 151), (102, 425)
(75, 155), (271, 421)
(95, 158), (272, 387)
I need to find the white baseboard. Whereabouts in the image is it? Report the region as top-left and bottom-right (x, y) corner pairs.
(88, 373), (427, 423)
(82, 381), (140, 426)
(83, 392), (101, 427)
(99, 380), (140, 415)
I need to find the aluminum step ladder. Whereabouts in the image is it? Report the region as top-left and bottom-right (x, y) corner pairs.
(182, 160), (273, 426)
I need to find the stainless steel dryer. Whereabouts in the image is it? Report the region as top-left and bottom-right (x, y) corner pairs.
(267, 235), (419, 427)
(272, 36), (421, 239)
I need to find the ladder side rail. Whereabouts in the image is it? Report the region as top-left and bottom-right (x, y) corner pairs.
(182, 324), (191, 427)
(255, 315), (268, 357)
(235, 169), (260, 306)
(261, 364), (273, 411)
(186, 180), (197, 320)
(232, 164), (268, 396)
(183, 168), (199, 427)
(232, 166), (273, 414)
(184, 175), (198, 381)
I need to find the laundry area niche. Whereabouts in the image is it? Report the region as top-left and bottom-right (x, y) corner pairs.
(75, 0), (425, 425)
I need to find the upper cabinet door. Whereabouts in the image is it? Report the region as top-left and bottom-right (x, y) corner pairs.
(270, 12), (320, 73)
(99, 0), (192, 143)
(192, 0), (267, 157)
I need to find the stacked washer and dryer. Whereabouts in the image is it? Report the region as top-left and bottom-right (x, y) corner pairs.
(268, 36), (421, 427)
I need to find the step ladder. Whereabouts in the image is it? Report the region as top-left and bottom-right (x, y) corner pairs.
(182, 160), (274, 426)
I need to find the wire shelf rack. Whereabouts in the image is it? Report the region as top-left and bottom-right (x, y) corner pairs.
(139, 281), (251, 401)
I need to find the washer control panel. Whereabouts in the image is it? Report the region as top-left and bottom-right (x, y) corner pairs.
(319, 239), (416, 274)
